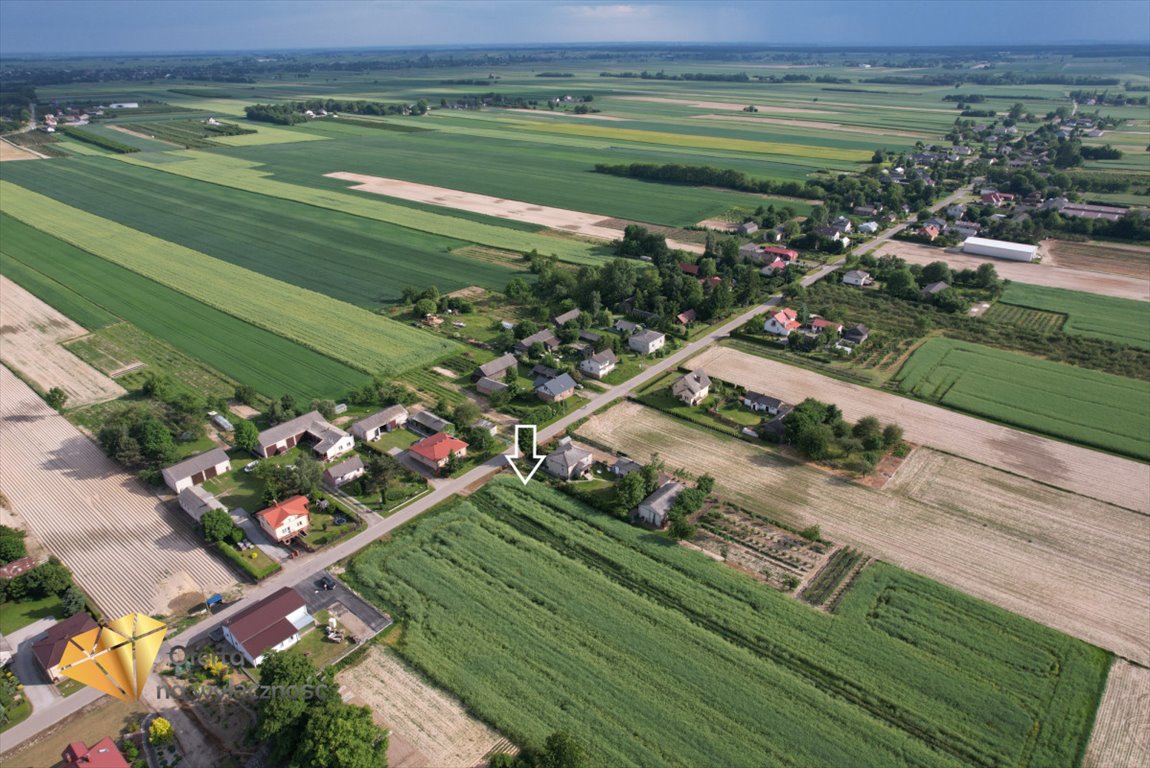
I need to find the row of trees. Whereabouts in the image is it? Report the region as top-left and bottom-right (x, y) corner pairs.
(0, 544), (86, 617)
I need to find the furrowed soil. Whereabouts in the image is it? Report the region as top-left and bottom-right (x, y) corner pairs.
(877, 241), (1149, 301)
(688, 345), (1150, 514)
(579, 401), (1150, 664)
(1042, 238), (1150, 279)
(1083, 659), (1150, 768)
(0, 275), (125, 406)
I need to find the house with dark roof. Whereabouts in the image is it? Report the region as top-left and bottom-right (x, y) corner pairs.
(611, 457), (644, 477)
(408, 410), (453, 437)
(162, 448), (231, 493)
(514, 329), (560, 355)
(474, 353), (518, 382)
(408, 433), (468, 475)
(842, 324), (870, 344)
(579, 349), (617, 380)
(324, 455), (365, 489)
(349, 406), (408, 442)
(553, 308), (582, 326)
(543, 437), (593, 481)
(61, 737), (130, 768)
(256, 495), (311, 542)
(535, 373), (577, 403)
(629, 329), (665, 355)
(614, 319), (641, 335)
(743, 392), (786, 415)
(672, 370), (711, 407)
(32, 613), (98, 682)
(256, 411), (353, 461)
(222, 587), (313, 666)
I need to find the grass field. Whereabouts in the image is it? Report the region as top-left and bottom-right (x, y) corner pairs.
(0, 249), (119, 331)
(894, 338), (1150, 459)
(0, 213), (366, 400)
(347, 478), (1108, 768)
(0, 181), (458, 376)
(997, 283), (1150, 349)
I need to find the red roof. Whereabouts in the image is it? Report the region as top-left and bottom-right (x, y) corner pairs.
(769, 308), (801, 331)
(410, 432), (469, 462)
(257, 495), (310, 530)
(812, 318), (843, 330)
(760, 246), (798, 259)
(699, 276), (722, 288)
(767, 257), (788, 271)
(678, 262), (700, 276)
(676, 309), (697, 324)
(62, 737), (130, 768)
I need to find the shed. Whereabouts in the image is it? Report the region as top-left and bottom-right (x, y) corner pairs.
(962, 236), (1038, 262)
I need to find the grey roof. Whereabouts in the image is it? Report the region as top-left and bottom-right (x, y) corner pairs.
(325, 455), (364, 478)
(579, 330), (601, 343)
(545, 439), (593, 478)
(614, 319), (640, 334)
(589, 349), (617, 365)
(410, 410), (452, 433)
(675, 370), (711, 396)
(212, 414), (234, 431)
(843, 323), (869, 342)
(478, 353), (518, 378)
(476, 376), (508, 395)
(612, 457), (643, 475)
(536, 373), (577, 399)
(631, 329), (665, 347)
(553, 308), (582, 326)
(922, 281), (949, 295)
(516, 329), (559, 350)
(639, 481), (684, 517)
(352, 405), (408, 434)
(311, 424), (350, 454)
(258, 411), (334, 448)
(178, 485), (224, 520)
(164, 448), (230, 482)
(745, 392), (784, 410)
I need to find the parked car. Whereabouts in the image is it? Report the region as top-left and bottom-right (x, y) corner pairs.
(243, 460), (260, 473)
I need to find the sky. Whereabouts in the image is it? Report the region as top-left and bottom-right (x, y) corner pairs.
(1, 0), (1148, 56)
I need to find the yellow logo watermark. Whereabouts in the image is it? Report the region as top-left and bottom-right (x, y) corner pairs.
(57, 613), (166, 701)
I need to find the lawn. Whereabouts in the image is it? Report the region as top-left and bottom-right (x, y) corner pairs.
(894, 337), (1150, 460)
(997, 282), (1150, 349)
(0, 181), (458, 377)
(346, 478), (1108, 768)
(363, 428), (419, 454)
(0, 594), (64, 635)
(0, 214), (365, 401)
(287, 611), (352, 669)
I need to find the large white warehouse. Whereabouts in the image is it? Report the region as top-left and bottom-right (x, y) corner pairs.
(962, 236), (1039, 262)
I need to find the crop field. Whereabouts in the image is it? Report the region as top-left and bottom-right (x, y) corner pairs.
(997, 283), (1150, 349)
(0, 213), (366, 400)
(894, 338), (1150, 459)
(0, 181), (458, 376)
(1082, 659), (1150, 768)
(347, 478), (1108, 768)
(1042, 238), (1150, 279)
(578, 402), (1150, 665)
(980, 302), (1066, 334)
(0, 157), (523, 305)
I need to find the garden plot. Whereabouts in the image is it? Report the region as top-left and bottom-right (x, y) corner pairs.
(0, 275), (125, 406)
(1083, 659), (1150, 768)
(579, 402), (1150, 665)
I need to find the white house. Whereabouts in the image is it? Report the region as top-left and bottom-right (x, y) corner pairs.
(543, 437), (594, 481)
(858, 221), (879, 234)
(222, 587), (314, 666)
(763, 308), (801, 336)
(841, 270), (873, 287)
(323, 455), (365, 489)
(743, 392), (786, 415)
(162, 448), (232, 493)
(256, 411), (353, 460)
(636, 482), (684, 528)
(256, 495), (311, 543)
(672, 370), (711, 407)
(629, 329), (666, 355)
(579, 349), (617, 380)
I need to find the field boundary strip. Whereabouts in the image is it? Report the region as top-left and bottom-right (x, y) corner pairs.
(0, 181), (458, 376)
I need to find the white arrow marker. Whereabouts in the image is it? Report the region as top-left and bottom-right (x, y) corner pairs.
(505, 424), (546, 485)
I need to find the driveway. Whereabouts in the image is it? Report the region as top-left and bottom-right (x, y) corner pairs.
(231, 508), (291, 562)
(296, 571), (393, 635)
(9, 617), (60, 712)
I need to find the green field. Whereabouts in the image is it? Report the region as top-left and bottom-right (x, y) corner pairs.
(0, 181), (458, 376)
(0, 213), (366, 400)
(997, 283), (1150, 349)
(894, 338), (1150, 459)
(347, 479), (1108, 768)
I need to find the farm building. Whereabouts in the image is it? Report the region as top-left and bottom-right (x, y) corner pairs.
(580, 349), (617, 379)
(842, 270), (873, 287)
(737, 221), (758, 235)
(743, 392), (787, 415)
(553, 308), (582, 326)
(614, 319), (641, 335)
(475, 419), (498, 436)
(764, 308), (801, 337)
(178, 485), (225, 523)
(810, 318), (843, 335)
(536, 373), (577, 403)
(961, 237), (1038, 262)
(408, 409), (453, 437)
(61, 737), (130, 768)
(629, 330), (666, 355)
(672, 370), (711, 406)
(514, 329), (560, 355)
(162, 448), (231, 493)
(921, 281), (950, 298)
(612, 457), (644, 477)
(408, 432), (468, 475)
(350, 405), (409, 441)
(543, 437), (593, 481)
(256, 411), (353, 461)
(32, 612), (99, 682)
(842, 324), (870, 344)
(636, 482), (684, 528)
(222, 587), (314, 666)
(324, 455), (365, 489)
(256, 495), (311, 543)
(476, 376), (509, 396)
(474, 353), (518, 382)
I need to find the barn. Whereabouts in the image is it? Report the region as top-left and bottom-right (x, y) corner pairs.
(162, 448), (232, 493)
(961, 236), (1038, 262)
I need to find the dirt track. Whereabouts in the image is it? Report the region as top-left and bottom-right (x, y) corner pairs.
(580, 402), (1150, 664)
(878, 241), (1150, 301)
(0, 276), (126, 406)
(688, 345), (1150, 513)
(1083, 659), (1150, 768)
(0, 366), (234, 616)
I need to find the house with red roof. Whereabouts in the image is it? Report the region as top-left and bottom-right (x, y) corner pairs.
(408, 432), (468, 476)
(678, 262), (701, 277)
(61, 737), (130, 768)
(256, 495), (311, 543)
(763, 308), (801, 337)
(809, 318), (844, 335)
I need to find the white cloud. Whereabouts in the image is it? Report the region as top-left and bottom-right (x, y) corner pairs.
(563, 4), (655, 20)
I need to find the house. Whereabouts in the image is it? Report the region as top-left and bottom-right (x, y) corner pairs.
(760, 258), (788, 276)
(699, 276), (722, 290)
(853, 205), (878, 217)
(32, 613), (99, 682)
(222, 586), (314, 666)
(61, 737), (130, 768)
(810, 318), (843, 335)
(629, 330), (666, 355)
(814, 226), (850, 247)
(324, 455), (365, 489)
(763, 308), (801, 336)
(952, 221), (982, 238)
(476, 376), (508, 396)
(737, 221), (759, 235)
(743, 392), (786, 415)
(831, 216), (853, 233)
(758, 246), (799, 263)
(946, 204), (967, 219)
(857, 221), (879, 234)
(256, 495), (311, 543)
(349, 405), (409, 442)
(543, 437), (593, 481)
(981, 191), (1015, 206)
(678, 262), (701, 277)
(672, 370), (711, 406)
(636, 482), (684, 528)
(841, 270), (873, 287)
(578, 330), (601, 344)
(921, 281), (949, 298)
(842, 324), (870, 344)
(920, 224), (941, 242)
(614, 319), (641, 335)
(531, 364), (563, 381)
(739, 242), (762, 261)
(256, 412), (353, 461)
(675, 309), (697, 325)
(536, 373), (577, 403)
(612, 457), (644, 477)
(0, 555), (36, 580)
(579, 349), (617, 380)
(162, 448), (231, 493)
(553, 308), (582, 326)
(408, 432), (468, 475)
(408, 409), (453, 437)
(514, 329), (560, 355)
(178, 485), (225, 523)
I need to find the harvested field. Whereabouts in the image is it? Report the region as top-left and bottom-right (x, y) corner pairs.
(689, 345), (1150, 513)
(1083, 659), (1150, 768)
(0, 275), (125, 406)
(689, 113), (933, 139)
(1042, 238), (1150, 279)
(877, 241), (1149, 301)
(614, 95), (838, 114)
(337, 647), (512, 768)
(0, 138), (42, 161)
(504, 108), (628, 121)
(579, 402), (1150, 664)
(0, 366), (234, 616)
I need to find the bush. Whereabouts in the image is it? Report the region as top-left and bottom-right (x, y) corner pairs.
(800, 525), (821, 542)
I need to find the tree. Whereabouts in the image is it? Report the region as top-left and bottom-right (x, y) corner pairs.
(29, 560), (72, 596)
(615, 471), (647, 513)
(60, 586), (87, 616)
(882, 423), (904, 447)
(884, 268), (918, 300)
(293, 454), (324, 497)
(975, 262), (999, 289)
(149, 717), (174, 745)
(452, 400), (481, 428)
(852, 416), (885, 451)
(414, 298), (437, 317)
(234, 419), (260, 453)
(796, 423), (834, 461)
(310, 399), (337, 419)
(293, 702), (388, 768)
(134, 419), (176, 464)
(921, 261), (952, 285)
(257, 652), (328, 764)
(45, 387), (68, 411)
(538, 731), (588, 768)
(234, 384), (258, 405)
(0, 526), (27, 564)
(201, 508), (236, 544)
(697, 473), (715, 495)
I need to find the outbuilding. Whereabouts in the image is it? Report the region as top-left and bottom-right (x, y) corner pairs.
(962, 236), (1038, 262)
(162, 448), (231, 493)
